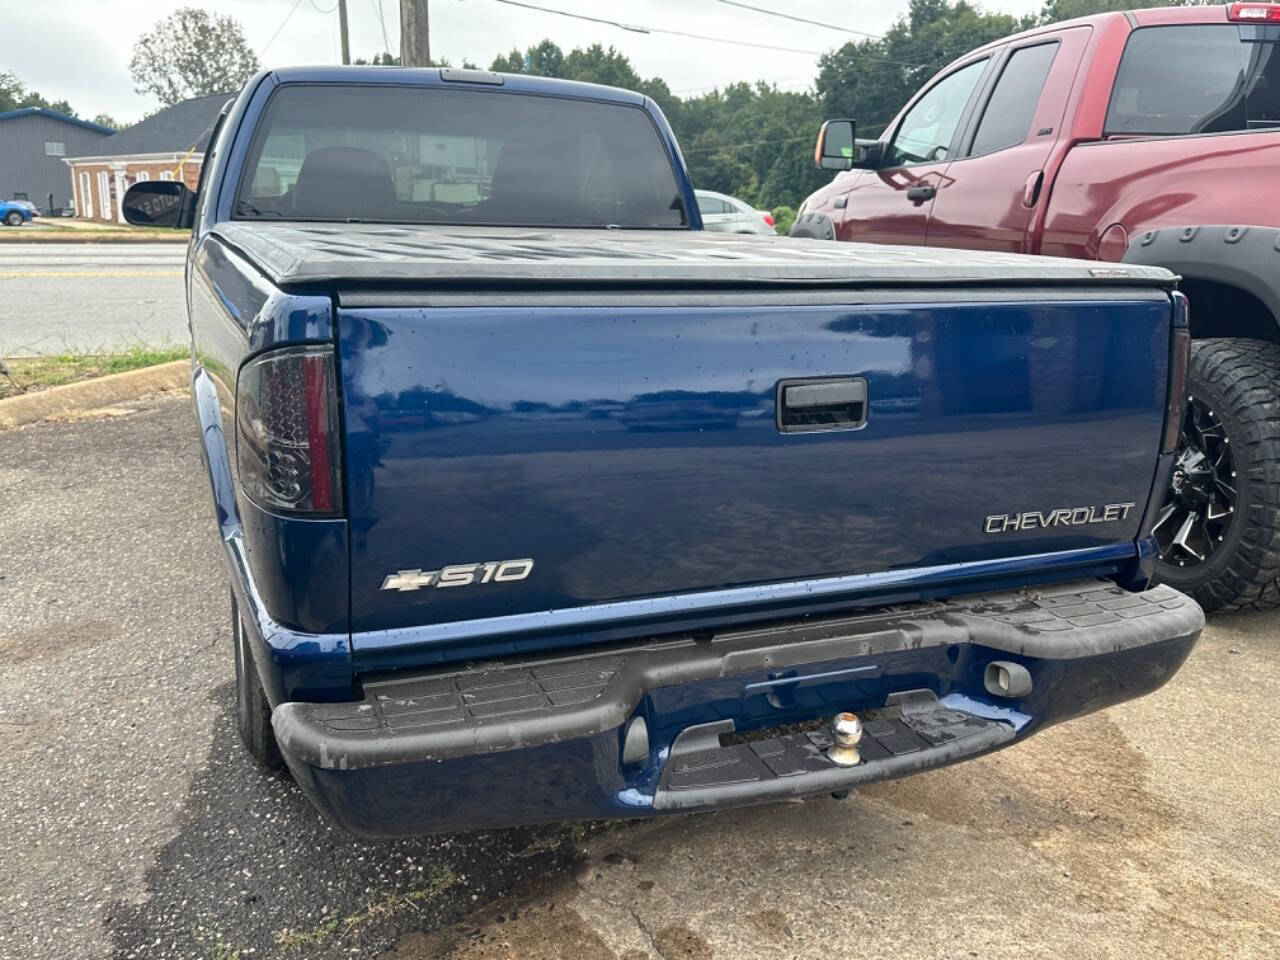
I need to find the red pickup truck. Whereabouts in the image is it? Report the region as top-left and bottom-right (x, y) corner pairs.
(795, 2), (1280, 614)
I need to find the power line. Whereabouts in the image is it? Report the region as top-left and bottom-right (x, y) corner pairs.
(489, 0), (824, 56)
(717, 0), (883, 39)
(372, 0), (393, 55)
(261, 0), (307, 57)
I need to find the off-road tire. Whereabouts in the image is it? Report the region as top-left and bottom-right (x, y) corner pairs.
(1155, 338), (1280, 612)
(232, 593), (283, 768)
(4, 211), (23, 226)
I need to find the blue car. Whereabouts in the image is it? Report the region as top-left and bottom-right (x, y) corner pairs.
(123, 67), (1201, 837)
(1, 199), (33, 226)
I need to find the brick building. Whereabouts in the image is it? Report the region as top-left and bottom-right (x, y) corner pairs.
(64, 92), (229, 223)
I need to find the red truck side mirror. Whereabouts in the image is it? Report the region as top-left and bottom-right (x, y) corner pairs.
(815, 120), (883, 171)
(815, 119), (856, 170)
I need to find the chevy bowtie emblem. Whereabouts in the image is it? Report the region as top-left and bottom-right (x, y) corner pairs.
(381, 558), (534, 592)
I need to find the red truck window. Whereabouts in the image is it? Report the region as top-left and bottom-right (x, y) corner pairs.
(969, 42), (1059, 157)
(886, 59), (988, 167)
(1106, 25), (1280, 136)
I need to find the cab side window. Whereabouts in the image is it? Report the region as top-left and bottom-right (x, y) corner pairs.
(888, 59), (987, 167)
(969, 42), (1059, 156)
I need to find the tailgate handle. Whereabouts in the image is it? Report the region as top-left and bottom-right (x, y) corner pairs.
(778, 377), (868, 433)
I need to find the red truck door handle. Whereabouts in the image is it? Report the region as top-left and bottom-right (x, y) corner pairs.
(1023, 171), (1044, 208)
(906, 185), (936, 204)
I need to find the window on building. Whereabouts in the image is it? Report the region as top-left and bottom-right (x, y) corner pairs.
(137, 171), (150, 182)
(44, 141), (65, 157)
(97, 171), (111, 219)
(160, 170), (174, 181)
(80, 171), (92, 218)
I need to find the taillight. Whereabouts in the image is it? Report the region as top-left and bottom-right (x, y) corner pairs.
(1229, 2), (1280, 21)
(236, 344), (343, 514)
(763, 213), (775, 227)
(1162, 292), (1191, 455)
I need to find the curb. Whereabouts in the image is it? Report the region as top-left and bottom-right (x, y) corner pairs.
(0, 360), (189, 429)
(0, 233), (190, 244)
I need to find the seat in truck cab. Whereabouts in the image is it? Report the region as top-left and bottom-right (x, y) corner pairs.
(292, 147), (397, 220)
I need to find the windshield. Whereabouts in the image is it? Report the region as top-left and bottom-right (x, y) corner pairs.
(234, 84), (688, 229)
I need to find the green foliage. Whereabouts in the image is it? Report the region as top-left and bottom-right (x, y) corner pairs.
(771, 205), (797, 237)
(488, 41), (825, 209)
(1040, 0), (1212, 21)
(0, 71), (76, 117)
(129, 8), (258, 106)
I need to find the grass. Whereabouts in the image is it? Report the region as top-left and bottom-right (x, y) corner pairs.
(0, 345), (187, 400)
(274, 867), (461, 952)
(0, 221), (190, 242)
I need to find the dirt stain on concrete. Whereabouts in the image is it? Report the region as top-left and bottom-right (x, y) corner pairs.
(392, 899), (621, 960)
(653, 925), (712, 959)
(0, 618), (113, 663)
(861, 713), (1178, 846)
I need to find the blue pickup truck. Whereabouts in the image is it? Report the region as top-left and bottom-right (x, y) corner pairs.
(124, 66), (1202, 837)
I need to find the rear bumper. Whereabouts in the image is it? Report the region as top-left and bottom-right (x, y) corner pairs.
(273, 579), (1202, 837)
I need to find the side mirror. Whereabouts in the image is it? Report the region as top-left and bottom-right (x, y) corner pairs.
(814, 119), (884, 171)
(122, 180), (195, 228)
(815, 119), (856, 170)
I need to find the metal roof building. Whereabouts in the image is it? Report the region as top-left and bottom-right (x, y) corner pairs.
(0, 108), (114, 213)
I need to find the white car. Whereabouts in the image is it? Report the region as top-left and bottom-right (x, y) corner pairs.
(695, 189), (776, 235)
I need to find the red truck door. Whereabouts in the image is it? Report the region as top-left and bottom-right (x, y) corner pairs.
(834, 57), (991, 246)
(928, 28), (1090, 252)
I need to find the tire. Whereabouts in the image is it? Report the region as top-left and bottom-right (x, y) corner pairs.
(232, 593), (284, 768)
(4, 211), (23, 226)
(1153, 338), (1280, 612)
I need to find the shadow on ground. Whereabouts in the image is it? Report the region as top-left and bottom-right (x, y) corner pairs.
(107, 683), (611, 959)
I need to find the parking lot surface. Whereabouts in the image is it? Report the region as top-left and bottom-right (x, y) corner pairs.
(1, 394), (1277, 960)
(0, 244), (186, 354)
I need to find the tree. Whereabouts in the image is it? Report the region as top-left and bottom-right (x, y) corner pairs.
(1040, 0), (1211, 21)
(0, 71), (76, 117)
(129, 8), (258, 106)
(91, 113), (124, 130)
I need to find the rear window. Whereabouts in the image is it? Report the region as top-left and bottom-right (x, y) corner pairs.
(235, 85), (688, 228)
(1105, 25), (1280, 136)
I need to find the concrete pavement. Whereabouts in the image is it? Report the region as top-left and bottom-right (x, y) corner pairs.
(0, 243), (186, 354)
(0, 394), (1277, 960)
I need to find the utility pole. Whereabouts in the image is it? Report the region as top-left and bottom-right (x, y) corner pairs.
(337, 0), (351, 64)
(400, 0), (430, 67)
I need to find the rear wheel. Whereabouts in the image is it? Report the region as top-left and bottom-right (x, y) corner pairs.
(1153, 338), (1280, 611)
(232, 593), (283, 768)
(4, 211), (23, 226)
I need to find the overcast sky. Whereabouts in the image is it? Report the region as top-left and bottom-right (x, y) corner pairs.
(8, 0), (1044, 122)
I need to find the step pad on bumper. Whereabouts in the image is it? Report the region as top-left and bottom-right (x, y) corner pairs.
(655, 693), (1011, 810)
(275, 580), (1202, 772)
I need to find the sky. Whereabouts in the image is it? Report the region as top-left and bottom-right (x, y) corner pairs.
(5, 0), (1045, 122)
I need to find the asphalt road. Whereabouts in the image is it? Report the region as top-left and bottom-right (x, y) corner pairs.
(0, 244), (187, 354)
(1, 394), (1277, 960)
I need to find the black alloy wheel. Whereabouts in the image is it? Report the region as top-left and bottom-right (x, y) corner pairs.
(1153, 396), (1236, 568)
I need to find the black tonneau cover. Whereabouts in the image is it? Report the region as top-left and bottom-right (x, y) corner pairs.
(212, 222), (1176, 289)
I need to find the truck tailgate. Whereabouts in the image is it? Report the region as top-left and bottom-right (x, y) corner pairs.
(335, 287), (1173, 647)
